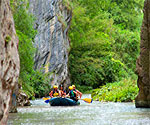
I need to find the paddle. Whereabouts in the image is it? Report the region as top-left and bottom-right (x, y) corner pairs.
(65, 96), (93, 103)
(42, 97), (50, 103)
(43, 97), (93, 103)
(43, 97), (50, 100)
(79, 98), (93, 103)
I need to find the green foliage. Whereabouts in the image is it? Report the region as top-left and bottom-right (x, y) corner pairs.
(69, 41), (128, 89)
(69, 0), (144, 90)
(5, 35), (11, 43)
(62, 0), (73, 11)
(11, 0), (36, 75)
(11, 0), (51, 99)
(112, 27), (140, 72)
(20, 70), (51, 98)
(75, 0), (144, 31)
(17, 30), (35, 74)
(92, 79), (139, 102)
(12, 3), (36, 38)
(73, 84), (93, 93)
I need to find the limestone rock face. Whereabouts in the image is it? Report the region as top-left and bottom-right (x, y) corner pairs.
(0, 0), (20, 124)
(135, 0), (150, 108)
(29, 0), (71, 87)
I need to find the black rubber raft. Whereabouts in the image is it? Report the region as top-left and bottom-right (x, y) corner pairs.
(49, 97), (80, 106)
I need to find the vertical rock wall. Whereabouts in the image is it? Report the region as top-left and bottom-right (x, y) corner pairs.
(135, 0), (150, 108)
(29, 0), (71, 87)
(0, 0), (20, 124)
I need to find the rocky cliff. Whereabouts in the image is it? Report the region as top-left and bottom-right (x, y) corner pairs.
(0, 0), (20, 124)
(29, 0), (72, 87)
(136, 0), (150, 108)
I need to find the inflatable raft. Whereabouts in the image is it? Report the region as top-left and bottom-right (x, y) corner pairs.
(49, 97), (80, 106)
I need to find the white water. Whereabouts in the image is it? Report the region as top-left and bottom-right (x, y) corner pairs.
(8, 94), (150, 125)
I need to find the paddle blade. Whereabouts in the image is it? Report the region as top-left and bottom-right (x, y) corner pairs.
(82, 98), (93, 103)
(43, 97), (50, 100)
(45, 99), (50, 103)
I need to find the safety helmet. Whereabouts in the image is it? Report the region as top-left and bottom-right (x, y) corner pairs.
(69, 86), (73, 90)
(72, 85), (75, 88)
(53, 85), (58, 89)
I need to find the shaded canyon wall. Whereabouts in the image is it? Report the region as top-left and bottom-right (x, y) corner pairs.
(29, 0), (72, 87)
(136, 0), (150, 108)
(0, 0), (20, 124)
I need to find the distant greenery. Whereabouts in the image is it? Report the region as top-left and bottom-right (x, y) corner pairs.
(11, 0), (51, 99)
(69, 0), (144, 94)
(92, 79), (139, 102)
(69, 42), (128, 89)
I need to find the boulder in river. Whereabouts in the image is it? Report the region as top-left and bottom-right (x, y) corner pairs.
(17, 91), (31, 106)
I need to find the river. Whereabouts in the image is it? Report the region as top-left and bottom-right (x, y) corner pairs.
(8, 94), (150, 125)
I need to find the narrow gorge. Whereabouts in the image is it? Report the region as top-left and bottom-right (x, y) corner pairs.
(1, 0), (150, 124)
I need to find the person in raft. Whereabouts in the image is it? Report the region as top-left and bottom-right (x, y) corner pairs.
(67, 86), (78, 102)
(72, 85), (82, 99)
(59, 85), (66, 97)
(49, 85), (60, 98)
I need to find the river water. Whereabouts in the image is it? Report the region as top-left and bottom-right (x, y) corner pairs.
(8, 94), (150, 125)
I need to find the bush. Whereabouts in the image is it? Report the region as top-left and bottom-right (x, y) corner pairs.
(92, 79), (139, 102)
(20, 70), (52, 99)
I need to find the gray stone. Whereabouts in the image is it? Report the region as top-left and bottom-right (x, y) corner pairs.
(29, 0), (72, 87)
(17, 92), (31, 106)
(0, 0), (20, 124)
(135, 0), (150, 108)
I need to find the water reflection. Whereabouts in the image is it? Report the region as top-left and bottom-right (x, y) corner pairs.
(8, 94), (150, 125)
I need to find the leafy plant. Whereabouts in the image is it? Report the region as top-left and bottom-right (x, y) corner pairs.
(5, 35), (11, 43)
(92, 79), (139, 102)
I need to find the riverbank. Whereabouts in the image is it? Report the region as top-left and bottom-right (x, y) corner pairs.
(91, 79), (138, 102)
